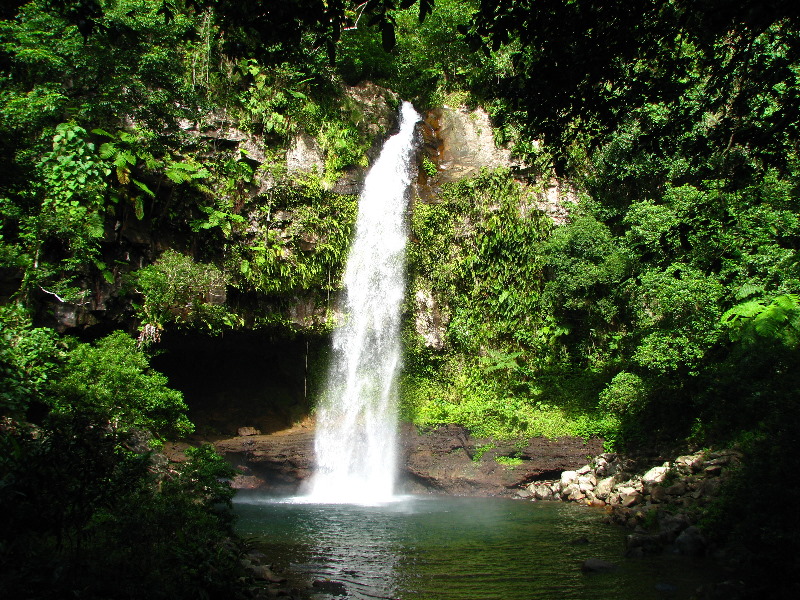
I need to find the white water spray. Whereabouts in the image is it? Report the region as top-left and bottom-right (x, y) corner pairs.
(308, 102), (421, 503)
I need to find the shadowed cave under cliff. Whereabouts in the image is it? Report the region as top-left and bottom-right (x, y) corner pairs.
(151, 330), (329, 438)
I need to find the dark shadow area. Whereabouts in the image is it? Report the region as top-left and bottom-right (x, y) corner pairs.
(151, 330), (330, 438)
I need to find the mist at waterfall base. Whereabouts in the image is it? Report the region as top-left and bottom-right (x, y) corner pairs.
(307, 101), (421, 504)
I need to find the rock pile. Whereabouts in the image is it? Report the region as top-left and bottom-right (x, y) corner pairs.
(525, 448), (742, 557)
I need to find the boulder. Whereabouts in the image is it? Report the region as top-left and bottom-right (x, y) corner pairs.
(561, 471), (579, 487)
(626, 533), (664, 556)
(665, 480), (687, 496)
(594, 476), (615, 500)
(675, 526), (707, 556)
(580, 558), (617, 573)
(649, 485), (668, 503)
(238, 426), (261, 436)
(592, 453), (618, 477)
(659, 513), (690, 542)
(642, 465), (669, 484)
(621, 491), (643, 508)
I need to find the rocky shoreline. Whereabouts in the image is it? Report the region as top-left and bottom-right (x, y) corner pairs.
(524, 449), (741, 556)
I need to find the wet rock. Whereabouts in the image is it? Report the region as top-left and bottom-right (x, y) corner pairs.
(401, 425), (602, 496)
(675, 526), (707, 556)
(581, 558), (617, 573)
(626, 533), (664, 556)
(659, 513), (690, 542)
(424, 106), (512, 183)
(312, 580), (348, 596)
(215, 429), (315, 495)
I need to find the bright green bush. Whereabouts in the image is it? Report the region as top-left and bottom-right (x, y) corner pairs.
(48, 331), (192, 438)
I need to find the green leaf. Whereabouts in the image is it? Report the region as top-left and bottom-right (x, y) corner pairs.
(132, 179), (155, 197)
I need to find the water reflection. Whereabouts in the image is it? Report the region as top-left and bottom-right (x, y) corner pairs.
(234, 494), (720, 600)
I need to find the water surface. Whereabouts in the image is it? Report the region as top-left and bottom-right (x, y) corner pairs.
(235, 494), (720, 600)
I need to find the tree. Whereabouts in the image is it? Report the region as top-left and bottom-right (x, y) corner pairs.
(461, 0), (800, 166)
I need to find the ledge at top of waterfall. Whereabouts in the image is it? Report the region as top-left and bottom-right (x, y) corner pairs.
(308, 102), (421, 505)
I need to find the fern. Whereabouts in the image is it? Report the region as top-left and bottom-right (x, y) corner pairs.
(722, 294), (800, 347)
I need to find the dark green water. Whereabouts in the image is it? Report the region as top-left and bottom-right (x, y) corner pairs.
(234, 494), (720, 600)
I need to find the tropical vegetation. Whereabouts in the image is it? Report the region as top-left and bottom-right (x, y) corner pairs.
(2, 0), (799, 597)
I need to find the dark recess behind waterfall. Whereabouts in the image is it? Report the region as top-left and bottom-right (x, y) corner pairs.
(151, 330), (330, 437)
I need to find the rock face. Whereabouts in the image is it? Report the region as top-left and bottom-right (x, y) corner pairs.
(421, 106), (513, 183)
(213, 423), (603, 496)
(413, 289), (449, 350)
(401, 424), (603, 496)
(215, 428), (316, 495)
(286, 132), (324, 175)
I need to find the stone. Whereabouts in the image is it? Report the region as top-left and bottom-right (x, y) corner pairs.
(568, 488), (587, 502)
(560, 470), (579, 486)
(649, 485), (668, 503)
(594, 476), (615, 500)
(642, 466), (669, 484)
(592, 453), (618, 477)
(577, 464), (592, 475)
(580, 558), (617, 573)
(525, 177), (579, 225)
(704, 464), (724, 476)
(562, 483), (585, 501)
(238, 426), (261, 437)
(665, 480), (687, 496)
(251, 565), (286, 584)
(621, 491), (643, 508)
(578, 474), (597, 487)
(675, 526), (707, 556)
(425, 106), (513, 183)
(626, 533), (664, 556)
(239, 138), (267, 164)
(659, 513), (690, 542)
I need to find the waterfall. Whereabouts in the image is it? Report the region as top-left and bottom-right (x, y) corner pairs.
(309, 102), (420, 503)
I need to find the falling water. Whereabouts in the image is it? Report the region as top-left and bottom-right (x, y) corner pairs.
(309, 102), (421, 503)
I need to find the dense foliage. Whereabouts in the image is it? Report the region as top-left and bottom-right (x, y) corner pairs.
(0, 307), (244, 599)
(3, 0), (800, 596)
